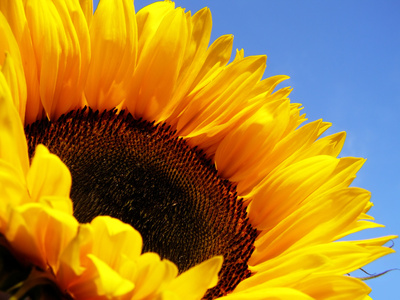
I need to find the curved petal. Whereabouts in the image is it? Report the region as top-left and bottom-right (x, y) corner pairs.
(90, 216), (143, 267)
(0, 12), (26, 122)
(85, 0), (137, 110)
(25, 0), (89, 119)
(5, 203), (78, 271)
(130, 252), (178, 300)
(220, 287), (314, 300)
(127, 7), (188, 121)
(250, 187), (375, 264)
(27, 144), (72, 213)
(166, 256), (223, 300)
(0, 71), (29, 180)
(0, 0), (42, 124)
(247, 155), (339, 231)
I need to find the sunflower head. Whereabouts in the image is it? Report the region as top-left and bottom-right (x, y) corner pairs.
(0, 0), (396, 299)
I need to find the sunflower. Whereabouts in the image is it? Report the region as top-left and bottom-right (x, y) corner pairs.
(0, 0), (396, 299)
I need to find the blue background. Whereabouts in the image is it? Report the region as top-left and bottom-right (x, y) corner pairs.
(94, 1), (400, 298)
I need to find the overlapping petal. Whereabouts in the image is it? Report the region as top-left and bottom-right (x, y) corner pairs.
(24, 0), (88, 120)
(0, 15), (27, 122)
(0, 0), (42, 124)
(57, 218), (137, 299)
(165, 256), (223, 300)
(0, 70), (29, 180)
(127, 4), (188, 121)
(57, 216), (222, 300)
(6, 203), (78, 271)
(85, 0), (136, 110)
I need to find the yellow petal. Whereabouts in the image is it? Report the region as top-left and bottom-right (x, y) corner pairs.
(90, 216), (143, 267)
(165, 34), (234, 128)
(25, 0), (89, 119)
(187, 34), (233, 95)
(85, 254), (135, 298)
(168, 8), (212, 109)
(0, 0), (43, 124)
(6, 203), (78, 271)
(79, 0), (93, 25)
(0, 71), (29, 179)
(0, 159), (26, 232)
(251, 241), (395, 281)
(57, 223), (94, 290)
(250, 187), (373, 264)
(243, 250), (330, 290)
(1, 52), (27, 122)
(0, 12), (27, 122)
(315, 241), (396, 275)
(238, 245), (374, 299)
(136, 1), (175, 57)
(127, 7), (188, 121)
(176, 55), (266, 137)
(268, 120), (331, 174)
(296, 131), (346, 159)
(311, 157), (366, 196)
(219, 287), (314, 300)
(215, 99), (290, 182)
(182, 95), (263, 156)
(248, 75), (290, 100)
(350, 235), (398, 248)
(253, 119), (327, 181)
(335, 220), (383, 241)
(166, 256), (223, 300)
(65, 252), (135, 299)
(248, 155), (339, 231)
(54, 0), (91, 108)
(296, 275), (371, 300)
(85, 0), (137, 110)
(27, 144), (72, 213)
(131, 252), (178, 299)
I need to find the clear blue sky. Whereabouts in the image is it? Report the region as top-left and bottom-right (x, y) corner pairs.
(94, 1), (400, 298)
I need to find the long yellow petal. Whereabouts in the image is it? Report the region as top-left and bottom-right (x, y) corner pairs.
(296, 131), (346, 159)
(127, 7), (188, 121)
(79, 0), (93, 25)
(215, 99), (290, 182)
(250, 241), (395, 280)
(135, 1), (175, 55)
(0, 71), (29, 179)
(0, 12), (27, 122)
(1, 52), (26, 122)
(0, 160), (26, 232)
(85, 0), (137, 110)
(188, 34), (234, 95)
(250, 187), (373, 264)
(237, 119), (329, 195)
(176, 55), (266, 137)
(247, 155), (339, 230)
(166, 256), (223, 300)
(24, 0), (86, 119)
(0, 0), (42, 124)
(219, 287), (314, 300)
(296, 275), (371, 300)
(168, 8), (212, 110)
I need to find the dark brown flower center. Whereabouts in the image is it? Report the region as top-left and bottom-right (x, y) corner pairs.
(25, 108), (257, 299)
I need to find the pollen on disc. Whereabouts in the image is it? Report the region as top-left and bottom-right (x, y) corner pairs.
(25, 108), (257, 299)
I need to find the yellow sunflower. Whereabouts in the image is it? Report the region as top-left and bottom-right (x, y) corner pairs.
(0, 0), (396, 299)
